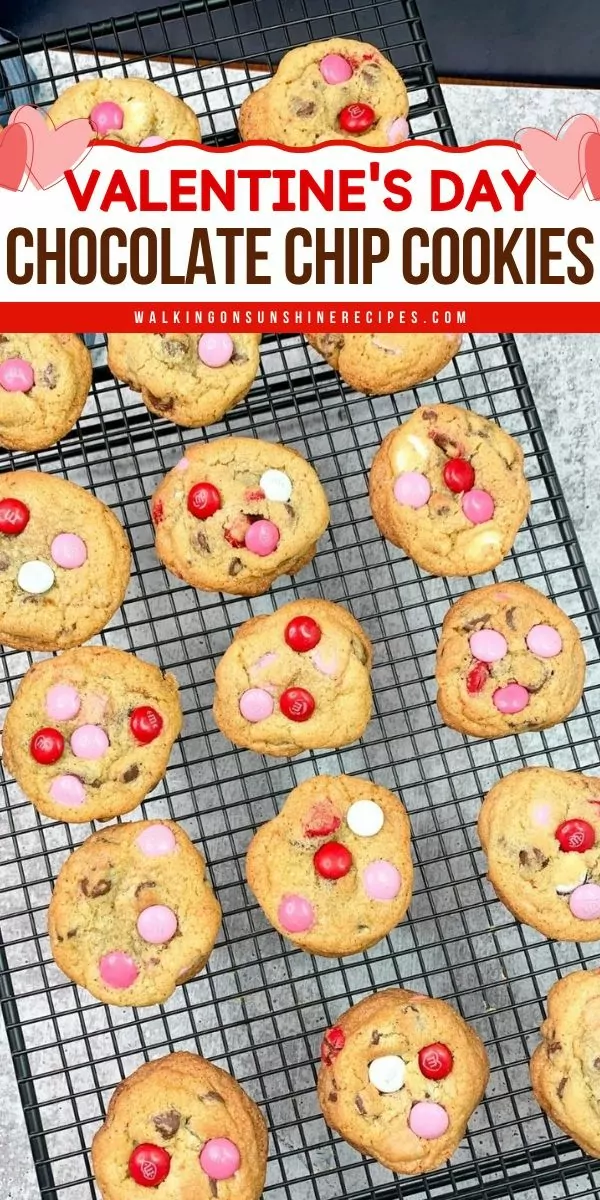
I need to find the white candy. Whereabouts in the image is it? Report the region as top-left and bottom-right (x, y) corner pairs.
(260, 469), (293, 503)
(368, 1055), (406, 1094)
(347, 799), (384, 838)
(17, 560), (55, 595)
(556, 870), (588, 896)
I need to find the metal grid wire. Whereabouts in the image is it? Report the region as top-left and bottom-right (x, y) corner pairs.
(1, 3), (600, 1200)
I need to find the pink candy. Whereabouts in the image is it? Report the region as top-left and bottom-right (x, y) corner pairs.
(569, 882), (600, 920)
(319, 54), (353, 84)
(363, 860), (401, 901)
(244, 519), (280, 556)
(46, 684), (80, 721)
(199, 1138), (241, 1181)
(137, 905), (178, 944)
(0, 357), (34, 392)
(99, 951), (139, 989)
(278, 894), (315, 933)
(49, 774), (85, 807)
(176, 457), (189, 471)
(462, 489), (495, 524)
(70, 724), (109, 760)
(136, 824), (177, 857)
(393, 471), (431, 509)
(310, 647), (339, 677)
(139, 135), (166, 147)
(198, 332), (234, 368)
(51, 533), (87, 569)
(90, 101), (124, 135)
(526, 624), (562, 658)
(388, 116), (409, 144)
(409, 1101), (449, 1139)
(469, 629), (507, 663)
(532, 803), (552, 827)
(493, 683), (529, 714)
(239, 687), (274, 722)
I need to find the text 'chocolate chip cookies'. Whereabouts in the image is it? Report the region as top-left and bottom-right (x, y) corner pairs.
(3, 647), (182, 823)
(370, 404), (531, 576)
(530, 970), (600, 1158)
(479, 767), (600, 939)
(213, 599), (372, 756)
(152, 437), (330, 595)
(318, 989), (489, 1174)
(0, 334), (92, 452)
(47, 77), (201, 144)
(91, 1052), (267, 1200)
(436, 582), (585, 738)
(247, 775), (413, 955)
(49, 821), (221, 1007)
(309, 334), (461, 398)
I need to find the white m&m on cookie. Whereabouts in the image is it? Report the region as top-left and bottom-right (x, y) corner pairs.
(259, 469), (293, 503)
(17, 560), (55, 594)
(347, 799), (384, 837)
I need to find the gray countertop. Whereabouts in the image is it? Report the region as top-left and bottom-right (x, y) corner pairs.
(1, 81), (600, 1200)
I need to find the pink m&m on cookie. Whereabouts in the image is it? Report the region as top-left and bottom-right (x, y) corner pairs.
(99, 951), (139, 989)
(198, 333), (233, 368)
(278, 894), (315, 933)
(46, 683), (81, 721)
(569, 882), (600, 920)
(239, 687), (274, 722)
(70, 724), (109, 759)
(462, 489), (494, 524)
(244, 519), (280, 556)
(136, 824), (177, 857)
(526, 624), (562, 658)
(90, 101), (124, 135)
(492, 683), (529, 714)
(140, 135), (166, 147)
(49, 774), (85, 807)
(319, 54), (353, 84)
(387, 116), (409, 144)
(137, 905), (178, 944)
(393, 472), (431, 509)
(0, 357), (34, 392)
(51, 533), (87, 569)
(363, 860), (401, 901)
(409, 1101), (449, 1139)
(469, 629), (507, 663)
(199, 1138), (241, 1181)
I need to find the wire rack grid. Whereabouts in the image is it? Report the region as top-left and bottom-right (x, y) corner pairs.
(1, 3), (600, 1200)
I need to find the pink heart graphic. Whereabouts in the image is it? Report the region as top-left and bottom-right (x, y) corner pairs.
(0, 122), (32, 191)
(8, 104), (91, 190)
(516, 113), (599, 198)
(580, 131), (600, 200)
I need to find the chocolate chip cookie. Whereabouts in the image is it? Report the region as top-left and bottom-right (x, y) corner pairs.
(478, 767), (600, 939)
(370, 403), (530, 576)
(49, 820), (221, 1007)
(239, 38), (409, 146)
(3, 647), (182, 823)
(92, 1051), (268, 1199)
(151, 437), (330, 596)
(247, 774), (412, 955)
(0, 334), (92, 451)
(530, 970), (600, 1157)
(0, 470), (130, 651)
(108, 333), (260, 427)
(435, 582), (585, 738)
(318, 989), (489, 1174)
(48, 77), (200, 144)
(213, 599), (372, 757)
(309, 334), (461, 398)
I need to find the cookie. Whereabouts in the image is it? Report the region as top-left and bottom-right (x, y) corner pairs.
(239, 38), (409, 147)
(478, 767), (600, 940)
(213, 599), (372, 757)
(47, 77), (200, 144)
(49, 820), (221, 1007)
(91, 1051), (267, 1198)
(530, 970), (600, 1158)
(151, 437), (330, 597)
(108, 334), (260, 427)
(3, 647), (182, 824)
(247, 774), (412, 955)
(0, 470), (130, 651)
(318, 989), (489, 1174)
(435, 582), (585, 738)
(309, 334), (461, 398)
(0, 334), (92, 451)
(370, 403), (530, 576)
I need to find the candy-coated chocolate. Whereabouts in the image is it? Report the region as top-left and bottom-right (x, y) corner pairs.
(569, 881), (600, 919)
(259, 468), (293, 502)
(526, 623), (562, 658)
(393, 471), (431, 509)
(339, 102), (376, 134)
(531, 802), (552, 827)
(462, 488), (495, 524)
(50, 533), (87, 570)
(443, 458), (475, 494)
(278, 893), (315, 932)
(285, 615), (322, 652)
(418, 1043), (453, 1080)
(387, 115), (409, 143)
(130, 705), (164, 744)
(128, 1143), (171, 1188)
(49, 774), (85, 807)
(70, 724), (109, 760)
(304, 801), (341, 838)
(239, 687), (274, 722)
(320, 53), (353, 84)
(139, 135), (166, 147)
(99, 950), (139, 989)
(136, 824), (177, 856)
(244, 518), (280, 556)
(30, 727), (64, 765)
(17, 560), (55, 594)
(280, 686), (315, 721)
(310, 647), (339, 676)
(0, 357), (34, 392)
(321, 1025), (345, 1064)
(251, 651), (278, 675)
(313, 840), (353, 880)
(0, 497), (29, 535)
(469, 629), (507, 664)
(199, 1138), (241, 1181)
(90, 100), (124, 135)
(198, 332), (234, 368)
(46, 683), (81, 721)
(466, 661), (489, 693)
(187, 481), (221, 520)
(368, 1054), (406, 1093)
(409, 1101), (449, 1139)
(363, 859), (401, 900)
(492, 682), (529, 714)
(346, 799), (384, 837)
(137, 904), (178, 944)
(176, 456), (189, 471)
(555, 818), (595, 853)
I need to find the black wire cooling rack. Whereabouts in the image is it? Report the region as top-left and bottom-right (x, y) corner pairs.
(1, 3), (600, 1200)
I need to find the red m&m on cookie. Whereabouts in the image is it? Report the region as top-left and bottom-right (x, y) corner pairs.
(321, 1025), (345, 1064)
(280, 687), (315, 721)
(128, 1144), (170, 1188)
(314, 841), (352, 880)
(90, 101), (124, 135)
(0, 497), (30, 535)
(285, 615), (322, 652)
(30, 727), (64, 765)
(555, 819), (595, 853)
(443, 458), (475, 494)
(418, 1042), (453, 1080)
(339, 103), (375, 134)
(187, 482), (221, 520)
(130, 706), (163, 744)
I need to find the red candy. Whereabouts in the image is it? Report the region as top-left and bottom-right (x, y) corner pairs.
(555, 819), (595, 853)
(443, 459), (475, 494)
(339, 103), (375, 134)
(0, 497), (30, 535)
(151, 499), (164, 525)
(285, 616), (322, 653)
(466, 661), (490, 693)
(418, 1042), (454, 1080)
(187, 482), (221, 520)
(280, 687), (315, 722)
(128, 1144), (171, 1188)
(321, 1025), (345, 1065)
(314, 841), (352, 880)
(304, 802), (341, 838)
(130, 706), (163, 744)
(30, 728), (64, 765)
